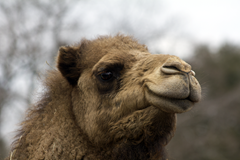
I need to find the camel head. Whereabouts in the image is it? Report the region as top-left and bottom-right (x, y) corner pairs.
(57, 35), (201, 158)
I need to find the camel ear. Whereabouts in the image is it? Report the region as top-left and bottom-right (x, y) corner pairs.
(57, 46), (82, 86)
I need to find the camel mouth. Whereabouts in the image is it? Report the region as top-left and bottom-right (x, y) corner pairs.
(145, 88), (195, 113)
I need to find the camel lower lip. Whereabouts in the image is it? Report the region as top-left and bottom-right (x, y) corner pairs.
(146, 90), (195, 113)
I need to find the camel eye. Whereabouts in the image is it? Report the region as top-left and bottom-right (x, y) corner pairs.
(100, 71), (113, 81)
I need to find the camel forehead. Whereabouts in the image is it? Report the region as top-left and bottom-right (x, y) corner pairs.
(129, 50), (151, 57)
(90, 50), (172, 74)
(78, 35), (182, 72)
(80, 35), (149, 68)
(84, 48), (174, 71)
(83, 48), (137, 70)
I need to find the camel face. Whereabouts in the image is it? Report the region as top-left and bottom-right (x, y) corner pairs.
(58, 35), (201, 146)
(88, 51), (201, 114)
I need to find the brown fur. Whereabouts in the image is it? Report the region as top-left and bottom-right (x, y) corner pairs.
(6, 34), (201, 160)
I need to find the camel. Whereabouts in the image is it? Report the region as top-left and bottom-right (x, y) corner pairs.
(6, 34), (201, 160)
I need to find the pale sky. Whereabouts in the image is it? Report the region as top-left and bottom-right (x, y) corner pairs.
(66, 0), (240, 57)
(163, 0), (240, 45)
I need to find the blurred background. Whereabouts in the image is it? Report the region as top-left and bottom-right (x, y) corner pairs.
(0, 0), (240, 159)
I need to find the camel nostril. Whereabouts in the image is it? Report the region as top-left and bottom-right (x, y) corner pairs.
(161, 66), (180, 74)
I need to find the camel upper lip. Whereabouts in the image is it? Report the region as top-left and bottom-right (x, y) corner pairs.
(144, 77), (200, 103)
